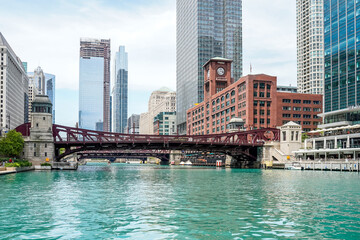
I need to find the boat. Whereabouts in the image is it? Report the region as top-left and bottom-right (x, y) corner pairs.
(287, 162), (303, 170)
(184, 160), (192, 165)
(179, 161), (185, 165)
(170, 161), (175, 165)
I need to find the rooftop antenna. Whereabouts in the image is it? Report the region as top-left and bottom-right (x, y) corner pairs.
(250, 63), (252, 74)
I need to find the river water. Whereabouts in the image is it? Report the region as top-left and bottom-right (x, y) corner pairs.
(1, 163), (360, 239)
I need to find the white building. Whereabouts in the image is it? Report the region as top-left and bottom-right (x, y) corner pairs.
(28, 66), (45, 95)
(28, 79), (38, 121)
(0, 32), (29, 132)
(139, 87), (176, 134)
(296, 0), (324, 94)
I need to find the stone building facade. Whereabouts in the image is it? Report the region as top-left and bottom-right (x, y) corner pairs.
(22, 95), (55, 165)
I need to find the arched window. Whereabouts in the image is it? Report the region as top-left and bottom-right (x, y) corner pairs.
(231, 90), (235, 96)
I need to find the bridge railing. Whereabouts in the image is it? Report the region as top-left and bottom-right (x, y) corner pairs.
(51, 124), (279, 146)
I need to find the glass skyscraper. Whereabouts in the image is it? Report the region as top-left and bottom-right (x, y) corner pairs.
(324, 0), (359, 113)
(176, 0), (243, 134)
(79, 38), (110, 131)
(112, 46), (128, 133)
(44, 73), (55, 123)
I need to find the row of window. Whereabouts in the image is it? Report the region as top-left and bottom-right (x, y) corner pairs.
(282, 106), (321, 112)
(282, 114), (316, 119)
(282, 99), (321, 104)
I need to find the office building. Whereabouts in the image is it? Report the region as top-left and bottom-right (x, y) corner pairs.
(28, 69), (56, 123)
(79, 38), (110, 131)
(187, 58), (322, 135)
(28, 78), (38, 122)
(28, 66), (45, 95)
(140, 87), (176, 134)
(176, 0), (243, 134)
(296, 0), (324, 94)
(112, 46), (128, 133)
(126, 114), (140, 134)
(154, 112), (177, 135)
(44, 73), (55, 123)
(0, 33), (29, 132)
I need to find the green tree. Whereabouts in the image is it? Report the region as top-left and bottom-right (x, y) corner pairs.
(0, 130), (24, 157)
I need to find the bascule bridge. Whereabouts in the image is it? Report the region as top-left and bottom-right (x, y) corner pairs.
(15, 95), (286, 168)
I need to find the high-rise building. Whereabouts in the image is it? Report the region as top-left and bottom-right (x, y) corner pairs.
(29, 66), (46, 95)
(140, 87), (176, 134)
(112, 46), (128, 133)
(154, 112), (177, 135)
(28, 78), (38, 122)
(0, 33), (29, 132)
(126, 114), (140, 134)
(295, 1), (360, 161)
(296, 0), (324, 94)
(28, 69), (56, 123)
(44, 73), (55, 123)
(79, 38), (110, 131)
(176, 0), (243, 134)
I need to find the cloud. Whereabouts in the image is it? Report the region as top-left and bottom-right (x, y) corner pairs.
(0, 0), (176, 91)
(0, 0), (298, 125)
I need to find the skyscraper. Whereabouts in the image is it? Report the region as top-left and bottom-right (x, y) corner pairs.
(28, 69), (56, 123)
(79, 38), (110, 131)
(44, 73), (55, 123)
(176, 0), (243, 134)
(0, 32), (29, 132)
(112, 46), (128, 133)
(323, 0), (358, 114)
(296, 0), (324, 94)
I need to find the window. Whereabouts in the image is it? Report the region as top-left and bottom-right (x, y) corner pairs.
(231, 90), (235, 96)
(216, 98), (220, 104)
(303, 121), (311, 125)
(283, 106), (291, 110)
(254, 109), (257, 114)
(259, 92), (265, 98)
(267, 102), (271, 107)
(283, 114), (291, 118)
(282, 99), (291, 103)
(293, 114), (301, 118)
(313, 100), (321, 104)
(221, 96), (224, 101)
(254, 101), (258, 106)
(254, 92), (257, 97)
(303, 114), (311, 118)
(303, 107), (311, 111)
(293, 107), (301, 111)
(303, 100), (311, 104)
(259, 83), (265, 89)
(254, 118), (258, 123)
(293, 99), (301, 104)
(231, 98), (235, 104)
(254, 83), (258, 88)
(266, 92), (270, 98)
(313, 108), (321, 112)
(259, 101), (265, 107)
(267, 84), (271, 89)
(45, 144), (47, 148)
(260, 110), (264, 115)
(45, 152), (47, 157)
(260, 118), (265, 124)
(34, 152), (36, 157)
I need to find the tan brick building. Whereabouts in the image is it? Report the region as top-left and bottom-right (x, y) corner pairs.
(187, 58), (323, 135)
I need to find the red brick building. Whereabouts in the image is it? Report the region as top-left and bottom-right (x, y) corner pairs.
(186, 58), (322, 135)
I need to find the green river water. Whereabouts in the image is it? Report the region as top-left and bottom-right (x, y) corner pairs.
(1, 163), (360, 239)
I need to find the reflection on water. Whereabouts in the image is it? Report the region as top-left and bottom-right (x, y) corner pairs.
(1, 164), (360, 239)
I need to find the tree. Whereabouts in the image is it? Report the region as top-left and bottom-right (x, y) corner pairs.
(0, 130), (24, 157)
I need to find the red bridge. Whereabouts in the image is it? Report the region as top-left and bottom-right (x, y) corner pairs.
(16, 123), (280, 163)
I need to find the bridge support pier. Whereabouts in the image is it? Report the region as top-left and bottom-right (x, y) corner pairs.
(225, 155), (261, 169)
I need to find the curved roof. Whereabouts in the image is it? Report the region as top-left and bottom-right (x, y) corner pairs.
(33, 95), (52, 105)
(229, 117), (244, 123)
(156, 87), (174, 92)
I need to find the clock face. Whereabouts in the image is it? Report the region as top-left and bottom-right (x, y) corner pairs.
(217, 67), (225, 76)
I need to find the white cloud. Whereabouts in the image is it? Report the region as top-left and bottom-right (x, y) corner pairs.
(0, 0), (176, 91)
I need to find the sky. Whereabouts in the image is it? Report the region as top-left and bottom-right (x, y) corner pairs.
(0, 0), (296, 127)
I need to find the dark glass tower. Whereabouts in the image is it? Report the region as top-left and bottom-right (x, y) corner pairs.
(176, 0), (243, 134)
(112, 46), (128, 133)
(324, 0), (359, 113)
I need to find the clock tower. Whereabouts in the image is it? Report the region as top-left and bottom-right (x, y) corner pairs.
(203, 57), (233, 100)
